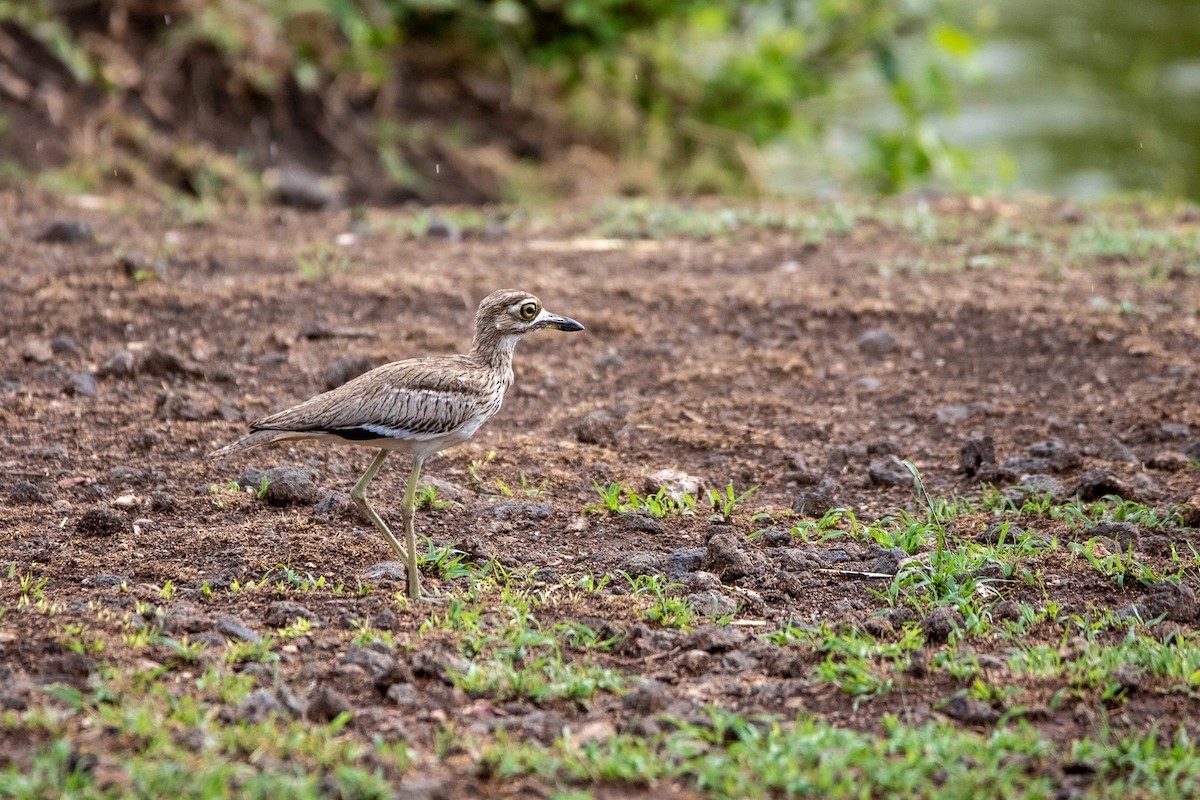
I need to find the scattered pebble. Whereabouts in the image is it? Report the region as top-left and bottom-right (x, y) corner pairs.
(960, 435), (995, 477)
(618, 511), (667, 535)
(35, 220), (94, 244)
(216, 616), (261, 643)
(51, 335), (79, 355)
(680, 624), (746, 653)
(665, 547), (705, 577)
(305, 686), (352, 723)
(1137, 581), (1197, 623)
(265, 601), (319, 627)
(791, 477), (840, 517)
(361, 561), (407, 583)
(22, 338), (53, 364)
(941, 695), (1001, 726)
(645, 468), (702, 502)
(573, 408), (619, 446)
(868, 455), (912, 486)
(919, 607), (963, 644)
(934, 404), (971, 424)
(687, 590), (737, 619)
(98, 351), (136, 378)
(617, 551), (663, 577)
(490, 501), (553, 521)
(857, 327), (899, 356)
(242, 466), (321, 506)
(702, 532), (753, 581)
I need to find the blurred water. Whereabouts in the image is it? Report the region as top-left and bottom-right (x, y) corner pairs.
(948, 0), (1200, 199)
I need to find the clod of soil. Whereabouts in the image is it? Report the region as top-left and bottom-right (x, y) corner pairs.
(75, 507), (128, 538)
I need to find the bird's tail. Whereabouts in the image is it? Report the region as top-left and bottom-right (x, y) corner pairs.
(208, 429), (306, 459)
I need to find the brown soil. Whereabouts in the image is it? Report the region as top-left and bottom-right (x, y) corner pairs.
(2, 189), (1200, 795)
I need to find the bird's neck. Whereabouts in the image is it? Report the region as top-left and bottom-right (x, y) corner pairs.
(469, 331), (519, 376)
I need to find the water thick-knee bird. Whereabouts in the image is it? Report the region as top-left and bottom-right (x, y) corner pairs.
(209, 289), (584, 600)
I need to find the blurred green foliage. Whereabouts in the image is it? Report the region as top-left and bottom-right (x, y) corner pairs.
(0, 0), (971, 197)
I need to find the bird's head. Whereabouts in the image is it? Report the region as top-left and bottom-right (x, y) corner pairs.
(475, 289), (584, 341)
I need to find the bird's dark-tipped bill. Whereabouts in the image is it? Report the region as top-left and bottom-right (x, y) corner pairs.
(546, 313), (584, 332)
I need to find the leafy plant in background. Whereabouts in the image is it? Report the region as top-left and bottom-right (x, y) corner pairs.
(0, 0), (973, 199)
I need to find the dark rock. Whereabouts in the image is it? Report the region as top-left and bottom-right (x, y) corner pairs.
(857, 328), (899, 356)
(411, 643), (469, 683)
(76, 507), (127, 537)
(1137, 581), (1197, 623)
(977, 523), (1025, 545)
(722, 649), (759, 672)
(867, 439), (901, 456)
(618, 551), (663, 577)
(941, 695), (1001, 725)
(323, 356), (377, 390)
(861, 616), (893, 637)
(84, 574), (127, 588)
(618, 511), (667, 535)
(65, 372), (97, 397)
(490, 501), (553, 521)
(361, 561), (406, 582)
(8, 481), (43, 504)
(1111, 665), (1143, 694)
(305, 686), (352, 723)
(386, 682), (419, 708)
(760, 527), (793, 547)
(775, 570), (807, 597)
(51, 335), (79, 355)
(264, 601), (319, 627)
(1013, 474), (1066, 501)
(665, 547), (706, 577)
(141, 348), (195, 378)
(1159, 422), (1191, 440)
(1147, 452), (1190, 471)
(1027, 437), (1081, 470)
(868, 455), (912, 487)
(230, 689), (291, 723)
(1073, 469), (1132, 502)
(680, 624), (746, 653)
(778, 548), (821, 572)
(217, 616), (261, 643)
(791, 477), (840, 517)
(960, 435), (995, 477)
(919, 607), (963, 643)
(342, 646), (395, 680)
(574, 409), (618, 445)
(685, 571), (720, 592)
(247, 466), (321, 506)
(36, 220), (94, 244)
(622, 679), (674, 714)
(687, 590), (737, 619)
(702, 533), (753, 581)
(1089, 521), (1139, 550)
(98, 351), (135, 378)
(312, 491), (352, 521)
(862, 546), (905, 576)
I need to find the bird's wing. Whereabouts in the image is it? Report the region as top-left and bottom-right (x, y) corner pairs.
(251, 357), (493, 441)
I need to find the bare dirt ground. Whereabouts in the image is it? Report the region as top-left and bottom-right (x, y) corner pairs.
(2, 188), (1200, 795)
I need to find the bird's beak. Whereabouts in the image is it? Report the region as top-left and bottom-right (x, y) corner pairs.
(538, 309), (584, 332)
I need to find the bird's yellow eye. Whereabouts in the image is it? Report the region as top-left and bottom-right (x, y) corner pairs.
(519, 302), (538, 320)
